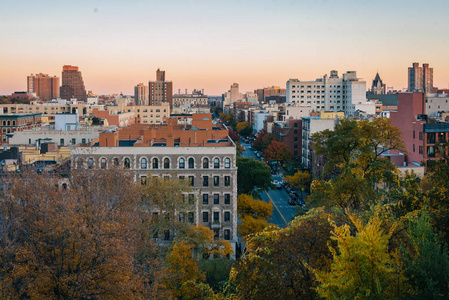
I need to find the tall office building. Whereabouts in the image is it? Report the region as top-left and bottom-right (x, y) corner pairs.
(408, 62), (434, 93)
(60, 65), (87, 101)
(134, 83), (149, 105)
(27, 73), (59, 100)
(149, 68), (173, 107)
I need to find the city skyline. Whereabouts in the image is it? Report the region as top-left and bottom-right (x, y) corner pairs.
(2, 0), (449, 95)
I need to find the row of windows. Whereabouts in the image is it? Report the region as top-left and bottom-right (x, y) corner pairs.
(78, 156), (233, 170)
(202, 193), (231, 205)
(202, 211), (231, 223)
(139, 174), (232, 188)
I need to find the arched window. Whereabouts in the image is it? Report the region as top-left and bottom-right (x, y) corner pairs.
(77, 158), (83, 169)
(88, 158), (94, 169)
(124, 158), (130, 169)
(7, 121), (10, 126)
(203, 158), (209, 169)
(152, 158), (159, 169)
(12, 121), (15, 126)
(188, 158), (194, 169)
(141, 158), (147, 169)
(164, 158), (170, 169)
(179, 158), (185, 169)
(214, 158), (220, 169)
(225, 158), (231, 168)
(100, 158), (107, 169)
(113, 158), (119, 166)
(2, 121), (5, 126)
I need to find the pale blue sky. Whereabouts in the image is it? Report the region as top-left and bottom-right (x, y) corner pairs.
(1, 0), (449, 95)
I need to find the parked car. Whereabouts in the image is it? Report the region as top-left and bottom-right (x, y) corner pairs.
(288, 198), (297, 205)
(275, 181), (282, 189)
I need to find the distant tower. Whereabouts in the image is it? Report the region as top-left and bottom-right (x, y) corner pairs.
(408, 62), (434, 93)
(27, 73), (59, 100)
(371, 73), (386, 94)
(134, 83), (149, 105)
(230, 83), (240, 103)
(149, 68), (173, 107)
(60, 65), (87, 101)
(422, 63), (434, 93)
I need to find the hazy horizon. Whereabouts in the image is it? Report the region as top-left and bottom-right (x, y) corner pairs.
(2, 0), (449, 96)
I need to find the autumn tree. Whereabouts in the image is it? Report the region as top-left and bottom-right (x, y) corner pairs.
(263, 140), (292, 162)
(235, 121), (251, 134)
(236, 157), (272, 197)
(284, 170), (311, 191)
(310, 118), (405, 211)
(232, 210), (334, 299)
(252, 129), (276, 152)
(237, 194), (273, 237)
(0, 169), (167, 299)
(141, 174), (195, 243)
(315, 213), (407, 299)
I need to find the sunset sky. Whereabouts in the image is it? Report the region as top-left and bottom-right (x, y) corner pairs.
(2, 0), (449, 96)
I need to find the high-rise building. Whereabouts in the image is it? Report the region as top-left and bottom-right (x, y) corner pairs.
(149, 68), (173, 107)
(60, 65), (87, 101)
(230, 83), (240, 103)
(134, 83), (149, 105)
(371, 72), (386, 95)
(27, 73), (59, 100)
(254, 86), (287, 104)
(286, 70), (366, 115)
(408, 62), (434, 93)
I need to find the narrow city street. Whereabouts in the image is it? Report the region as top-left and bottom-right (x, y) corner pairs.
(240, 141), (299, 228)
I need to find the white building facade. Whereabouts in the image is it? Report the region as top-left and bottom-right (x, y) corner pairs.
(286, 70), (366, 116)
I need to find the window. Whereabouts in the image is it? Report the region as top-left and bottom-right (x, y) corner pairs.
(419, 132), (424, 140)
(427, 133), (436, 144)
(214, 194), (219, 204)
(188, 176), (194, 186)
(224, 212), (230, 222)
(179, 158), (185, 169)
(427, 146), (435, 158)
(141, 176), (147, 185)
(224, 194), (231, 205)
(213, 211), (219, 222)
(188, 212), (194, 224)
(438, 132), (446, 143)
(71, 138), (76, 145)
(141, 158), (148, 169)
(164, 176), (170, 181)
(124, 158), (130, 169)
(225, 176), (230, 186)
(203, 176), (209, 187)
(88, 158), (94, 169)
(419, 146), (423, 154)
(214, 158), (220, 168)
(214, 176), (219, 187)
(188, 157), (194, 169)
(152, 158), (159, 169)
(82, 138), (86, 144)
(224, 229), (230, 240)
(224, 158), (231, 168)
(413, 144), (415, 152)
(164, 230), (170, 241)
(164, 158), (170, 169)
(100, 158), (107, 169)
(203, 157), (209, 168)
(202, 212), (209, 222)
(113, 158), (119, 166)
(203, 194), (209, 205)
(60, 138), (64, 146)
(188, 194), (195, 204)
(179, 213), (185, 222)
(413, 130), (415, 139)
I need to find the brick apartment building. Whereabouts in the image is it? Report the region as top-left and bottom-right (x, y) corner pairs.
(71, 113), (238, 255)
(271, 118), (302, 160)
(390, 92), (449, 168)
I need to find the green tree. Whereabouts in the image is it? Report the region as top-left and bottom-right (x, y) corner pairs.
(236, 157), (272, 196)
(310, 118), (405, 211)
(401, 209), (449, 299)
(315, 213), (407, 299)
